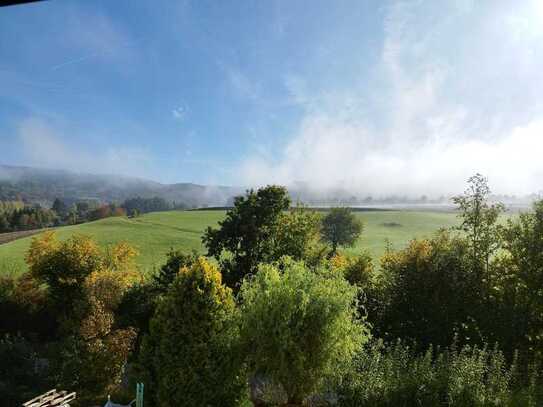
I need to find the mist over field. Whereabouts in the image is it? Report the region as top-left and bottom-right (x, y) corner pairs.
(8, 117), (543, 202)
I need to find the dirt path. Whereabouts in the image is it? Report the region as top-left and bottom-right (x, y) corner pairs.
(0, 229), (46, 245)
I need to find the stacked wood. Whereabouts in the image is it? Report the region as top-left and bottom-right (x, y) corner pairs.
(22, 389), (76, 407)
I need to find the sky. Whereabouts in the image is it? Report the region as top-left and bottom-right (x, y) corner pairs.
(1, 0), (542, 196)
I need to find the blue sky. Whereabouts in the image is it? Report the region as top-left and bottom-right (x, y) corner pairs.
(1, 0), (542, 195)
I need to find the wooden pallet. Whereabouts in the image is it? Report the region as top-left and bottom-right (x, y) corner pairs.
(22, 389), (76, 407)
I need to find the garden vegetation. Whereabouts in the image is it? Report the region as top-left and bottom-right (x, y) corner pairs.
(0, 175), (542, 406)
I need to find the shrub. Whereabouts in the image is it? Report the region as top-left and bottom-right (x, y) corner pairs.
(330, 251), (375, 288)
(137, 257), (245, 407)
(377, 231), (484, 348)
(0, 334), (51, 407)
(152, 249), (199, 290)
(239, 258), (369, 405)
(338, 340), (541, 407)
(0, 273), (54, 340)
(495, 200), (543, 358)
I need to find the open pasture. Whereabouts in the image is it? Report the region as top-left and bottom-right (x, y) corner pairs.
(0, 209), (461, 275)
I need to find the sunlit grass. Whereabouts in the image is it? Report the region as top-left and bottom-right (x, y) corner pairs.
(0, 209), (463, 275)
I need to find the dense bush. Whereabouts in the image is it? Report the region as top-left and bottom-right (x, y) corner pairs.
(329, 251), (375, 288)
(152, 248), (199, 290)
(0, 334), (51, 407)
(484, 199), (543, 359)
(376, 231), (483, 348)
(338, 340), (542, 407)
(137, 257), (245, 407)
(117, 249), (200, 353)
(0, 272), (55, 340)
(238, 258), (369, 405)
(116, 281), (159, 349)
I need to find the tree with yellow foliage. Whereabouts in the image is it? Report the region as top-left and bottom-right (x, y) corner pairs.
(26, 232), (139, 403)
(137, 257), (245, 407)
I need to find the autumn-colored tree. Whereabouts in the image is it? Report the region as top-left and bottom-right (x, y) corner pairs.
(26, 232), (139, 403)
(56, 266), (138, 403)
(112, 206), (126, 217)
(26, 231), (102, 325)
(329, 251), (374, 288)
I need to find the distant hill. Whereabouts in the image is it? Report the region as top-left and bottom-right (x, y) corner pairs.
(0, 165), (243, 208)
(1, 165), (535, 210)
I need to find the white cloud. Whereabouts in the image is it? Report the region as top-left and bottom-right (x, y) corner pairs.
(18, 118), (154, 179)
(239, 0), (543, 196)
(241, 115), (543, 196)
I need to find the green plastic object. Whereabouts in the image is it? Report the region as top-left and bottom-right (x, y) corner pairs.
(136, 383), (144, 407)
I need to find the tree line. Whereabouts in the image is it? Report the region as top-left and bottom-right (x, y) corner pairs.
(1, 175), (542, 406)
(0, 203), (57, 233)
(0, 196), (177, 233)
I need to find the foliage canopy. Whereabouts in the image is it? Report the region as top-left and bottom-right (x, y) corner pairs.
(239, 258), (369, 404)
(321, 207), (363, 255)
(139, 257), (245, 407)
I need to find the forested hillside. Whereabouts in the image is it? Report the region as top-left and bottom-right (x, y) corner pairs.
(0, 165), (241, 207)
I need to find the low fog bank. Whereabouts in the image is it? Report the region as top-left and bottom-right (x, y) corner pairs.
(282, 181), (539, 212)
(1, 164), (539, 211)
(0, 165), (243, 208)
(239, 115), (543, 204)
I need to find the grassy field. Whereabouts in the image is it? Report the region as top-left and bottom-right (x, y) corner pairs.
(0, 209), (461, 275)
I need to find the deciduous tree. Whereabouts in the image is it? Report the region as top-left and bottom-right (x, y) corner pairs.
(321, 207), (363, 255)
(203, 185), (291, 287)
(452, 173), (504, 281)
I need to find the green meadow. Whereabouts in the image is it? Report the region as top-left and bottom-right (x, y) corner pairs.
(0, 209), (461, 275)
